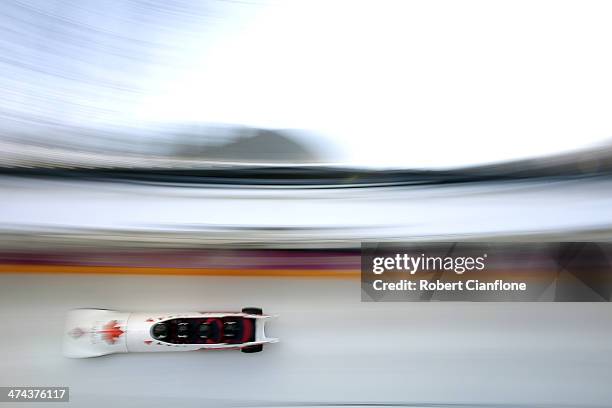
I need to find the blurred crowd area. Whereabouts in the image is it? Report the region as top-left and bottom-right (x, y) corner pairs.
(1, 0), (612, 264)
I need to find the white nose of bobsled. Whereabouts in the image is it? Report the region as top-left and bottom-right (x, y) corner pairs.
(63, 309), (130, 358)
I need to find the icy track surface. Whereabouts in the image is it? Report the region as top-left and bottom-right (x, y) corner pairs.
(0, 274), (610, 407)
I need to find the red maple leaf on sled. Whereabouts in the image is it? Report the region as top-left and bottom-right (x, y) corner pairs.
(98, 320), (125, 344)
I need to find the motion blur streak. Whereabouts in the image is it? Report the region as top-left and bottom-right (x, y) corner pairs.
(1, 0), (612, 407)
(2, 0), (612, 168)
(0, 265), (359, 278)
(1, 174), (612, 250)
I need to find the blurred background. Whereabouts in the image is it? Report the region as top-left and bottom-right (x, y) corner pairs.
(1, 0), (612, 407)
